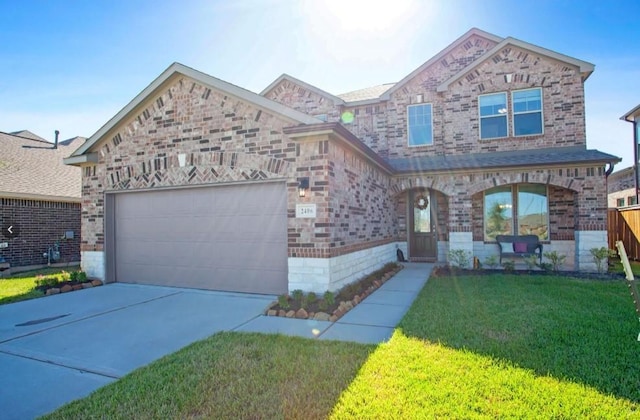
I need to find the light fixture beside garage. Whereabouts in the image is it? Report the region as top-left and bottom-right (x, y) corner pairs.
(298, 177), (309, 198)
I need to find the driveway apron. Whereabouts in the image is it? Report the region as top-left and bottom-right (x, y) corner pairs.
(0, 283), (273, 420)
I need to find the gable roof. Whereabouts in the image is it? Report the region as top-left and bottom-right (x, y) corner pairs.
(437, 36), (595, 92)
(337, 83), (395, 104)
(0, 131), (83, 201)
(621, 104), (640, 122)
(67, 63), (322, 163)
(380, 28), (503, 100)
(260, 73), (346, 105)
(9, 130), (47, 142)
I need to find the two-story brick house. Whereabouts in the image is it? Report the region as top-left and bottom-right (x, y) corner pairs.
(65, 28), (619, 294)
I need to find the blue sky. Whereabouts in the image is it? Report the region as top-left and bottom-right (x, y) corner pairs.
(0, 0), (638, 168)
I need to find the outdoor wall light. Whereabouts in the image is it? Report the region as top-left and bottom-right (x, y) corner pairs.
(298, 177), (309, 198)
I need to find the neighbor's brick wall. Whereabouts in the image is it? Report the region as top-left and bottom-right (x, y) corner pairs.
(80, 75), (302, 252)
(0, 198), (80, 268)
(608, 168), (635, 193)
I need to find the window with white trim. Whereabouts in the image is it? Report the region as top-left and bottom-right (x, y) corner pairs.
(513, 88), (543, 136)
(407, 103), (433, 146)
(479, 93), (508, 139)
(484, 184), (548, 241)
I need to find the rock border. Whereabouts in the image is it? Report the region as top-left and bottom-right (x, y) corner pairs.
(264, 265), (403, 322)
(43, 279), (104, 296)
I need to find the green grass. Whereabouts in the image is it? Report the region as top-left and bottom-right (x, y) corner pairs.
(43, 333), (373, 420)
(331, 274), (640, 418)
(610, 258), (640, 276)
(0, 267), (77, 305)
(45, 273), (640, 419)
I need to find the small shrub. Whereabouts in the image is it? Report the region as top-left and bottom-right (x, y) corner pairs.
(543, 251), (566, 272)
(291, 289), (304, 303)
(538, 262), (552, 272)
(502, 260), (515, 273)
(448, 249), (471, 269)
(76, 271), (87, 282)
(307, 292), (317, 305)
(524, 255), (539, 271)
(484, 255), (499, 269)
(277, 294), (290, 310)
(60, 271), (71, 281)
(318, 299), (328, 312)
(590, 247), (614, 274)
(35, 275), (60, 289)
(323, 291), (335, 307)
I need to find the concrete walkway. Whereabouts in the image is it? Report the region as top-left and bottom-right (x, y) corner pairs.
(236, 263), (433, 344)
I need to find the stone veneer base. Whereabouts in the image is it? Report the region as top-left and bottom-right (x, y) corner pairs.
(81, 251), (106, 281)
(288, 242), (405, 293)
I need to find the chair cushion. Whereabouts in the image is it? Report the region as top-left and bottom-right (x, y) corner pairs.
(513, 242), (528, 253)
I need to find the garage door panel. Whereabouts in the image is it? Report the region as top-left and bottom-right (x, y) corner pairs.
(113, 183), (287, 294)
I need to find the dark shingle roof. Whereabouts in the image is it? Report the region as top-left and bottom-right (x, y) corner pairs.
(0, 132), (84, 200)
(388, 146), (621, 173)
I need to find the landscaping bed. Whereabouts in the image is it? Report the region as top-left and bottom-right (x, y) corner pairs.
(33, 270), (103, 296)
(431, 265), (627, 281)
(264, 262), (402, 321)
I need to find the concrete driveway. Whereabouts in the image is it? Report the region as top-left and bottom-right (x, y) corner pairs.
(0, 283), (274, 420)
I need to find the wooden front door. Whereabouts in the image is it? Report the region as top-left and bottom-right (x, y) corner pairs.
(409, 190), (437, 260)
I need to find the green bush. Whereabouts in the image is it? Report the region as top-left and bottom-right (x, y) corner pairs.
(277, 294), (290, 310)
(307, 292), (317, 305)
(76, 271), (88, 282)
(35, 275), (60, 289)
(323, 291), (335, 307)
(590, 247), (615, 274)
(502, 260), (515, 273)
(484, 255), (499, 269)
(543, 251), (566, 272)
(291, 289), (304, 303)
(448, 249), (471, 269)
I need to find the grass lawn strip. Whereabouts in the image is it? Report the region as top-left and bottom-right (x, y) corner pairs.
(331, 274), (639, 418)
(42, 332), (373, 420)
(0, 267), (77, 304)
(44, 273), (640, 419)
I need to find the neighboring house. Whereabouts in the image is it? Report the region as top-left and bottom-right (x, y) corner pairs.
(620, 105), (640, 206)
(608, 167), (637, 208)
(65, 28), (619, 294)
(0, 131), (84, 274)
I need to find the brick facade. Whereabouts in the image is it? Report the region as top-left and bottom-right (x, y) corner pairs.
(68, 29), (617, 289)
(0, 198), (81, 269)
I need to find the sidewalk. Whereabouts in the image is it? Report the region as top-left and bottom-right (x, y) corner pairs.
(235, 263), (434, 344)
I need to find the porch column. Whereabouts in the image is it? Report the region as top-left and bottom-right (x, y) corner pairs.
(448, 193), (473, 264)
(574, 178), (608, 271)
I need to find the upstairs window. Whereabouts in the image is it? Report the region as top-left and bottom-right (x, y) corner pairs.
(408, 104), (433, 146)
(479, 93), (508, 139)
(513, 88), (543, 136)
(629, 196), (638, 206)
(617, 198), (625, 207)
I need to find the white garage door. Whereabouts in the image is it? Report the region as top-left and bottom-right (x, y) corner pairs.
(112, 182), (287, 294)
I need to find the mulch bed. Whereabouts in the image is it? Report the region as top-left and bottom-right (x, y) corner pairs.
(431, 265), (626, 281)
(265, 262), (402, 322)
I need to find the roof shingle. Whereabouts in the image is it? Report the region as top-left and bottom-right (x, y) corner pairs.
(0, 131), (84, 200)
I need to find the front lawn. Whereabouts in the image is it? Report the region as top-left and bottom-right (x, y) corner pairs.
(0, 267), (78, 305)
(331, 274), (639, 418)
(45, 273), (640, 419)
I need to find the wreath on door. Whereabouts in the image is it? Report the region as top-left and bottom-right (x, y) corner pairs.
(415, 194), (429, 210)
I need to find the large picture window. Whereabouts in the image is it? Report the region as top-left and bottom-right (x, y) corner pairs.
(479, 93), (508, 139)
(513, 88), (543, 136)
(484, 184), (548, 241)
(407, 103), (433, 146)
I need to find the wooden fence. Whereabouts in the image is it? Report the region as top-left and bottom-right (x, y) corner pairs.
(608, 207), (640, 261)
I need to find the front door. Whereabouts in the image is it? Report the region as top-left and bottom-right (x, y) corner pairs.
(409, 189), (437, 260)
